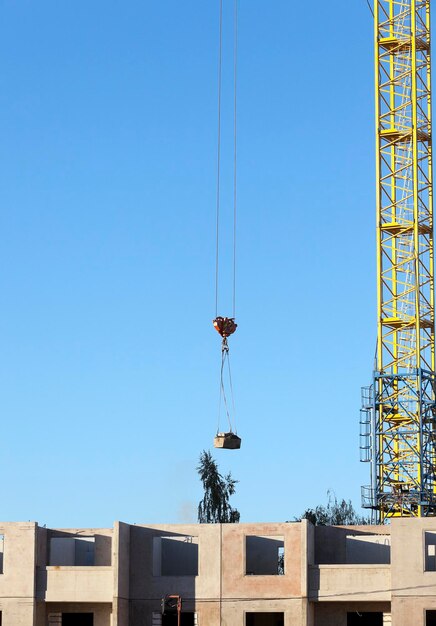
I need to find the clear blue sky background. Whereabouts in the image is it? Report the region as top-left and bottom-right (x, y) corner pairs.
(0, 0), (383, 527)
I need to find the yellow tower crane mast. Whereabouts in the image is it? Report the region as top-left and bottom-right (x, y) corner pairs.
(360, 0), (436, 522)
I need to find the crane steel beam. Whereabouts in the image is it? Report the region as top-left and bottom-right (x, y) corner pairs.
(361, 0), (436, 522)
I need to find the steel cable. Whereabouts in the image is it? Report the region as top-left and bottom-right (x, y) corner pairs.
(219, 347), (234, 433)
(215, 0), (238, 319)
(232, 0), (238, 319)
(215, 0), (223, 317)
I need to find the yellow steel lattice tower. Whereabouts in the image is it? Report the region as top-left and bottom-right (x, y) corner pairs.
(360, 0), (436, 522)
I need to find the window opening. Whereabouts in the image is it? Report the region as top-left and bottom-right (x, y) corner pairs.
(278, 546), (284, 574)
(50, 537), (95, 566)
(62, 614), (93, 626)
(347, 612), (383, 626)
(0, 535), (4, 574)
(153, 536), (198, 576)
(245, 536), (284, 575)
(246, 613), (284, 626)
(425, 532), (436, 571)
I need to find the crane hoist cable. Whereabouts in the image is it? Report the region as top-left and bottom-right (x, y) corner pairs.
(214, 0), (223, 319)
(212, 0), (241, 451)
(232, 0), (238, 320)
(214, 0), (237, 319)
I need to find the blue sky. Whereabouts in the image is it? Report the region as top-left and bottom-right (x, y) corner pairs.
(0, 0), (381, 527)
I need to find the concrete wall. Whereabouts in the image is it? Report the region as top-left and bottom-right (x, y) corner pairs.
(222, 523), (303, 600)
(113, 522), (130, 626)
(306, 521), (315, 568)
(154, 536), (199, 576)
(129, 524), (220, 602)
(391, 596), (436, 626)
(221, 598), (306, 626)
(0, 522), (37, 626)
(128, 523), (219, 624)
(391, 517), (436, 598)
(35, 528), (114, 612)
(389, 518), (436, 625)
(128, 522), (308, 626)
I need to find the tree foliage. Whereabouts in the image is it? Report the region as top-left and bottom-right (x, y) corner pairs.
(294, 491), (370, 526)
(197, 450), (240, 523)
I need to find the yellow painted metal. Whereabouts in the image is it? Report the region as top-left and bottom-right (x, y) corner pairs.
(375, 0), (434, 521)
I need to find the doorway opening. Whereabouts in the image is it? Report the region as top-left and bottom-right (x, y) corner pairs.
(162, 613), (195, 626)
(246, 613), (284, 626)
(347, 613), (383, 626)
(426, 611), (436, 626)
(62, 614), (93, 626)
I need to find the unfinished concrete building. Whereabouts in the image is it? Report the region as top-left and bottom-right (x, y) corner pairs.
(1, 518), (436, 625)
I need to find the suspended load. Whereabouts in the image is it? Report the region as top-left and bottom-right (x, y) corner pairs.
(213, 317), (241, 450)
(214, 431), (241, 450)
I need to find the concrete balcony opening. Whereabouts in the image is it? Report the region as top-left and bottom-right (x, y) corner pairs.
(50, 538), (95, 567)
(46, 532), (112, 568)
(346, 535), (391, 565)
(315, 527), (391, 565)
(245, 613), (284, 626)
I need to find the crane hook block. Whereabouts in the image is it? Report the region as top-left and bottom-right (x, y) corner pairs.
(213, 317), (237, 338)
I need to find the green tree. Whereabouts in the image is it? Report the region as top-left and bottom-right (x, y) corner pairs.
(294, 491), (370, 525)
(197, 451), (240, 523)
